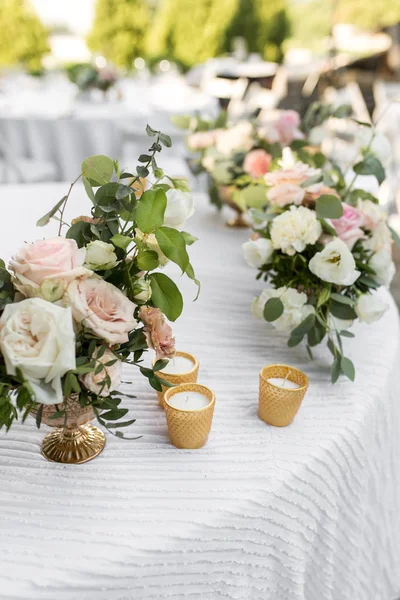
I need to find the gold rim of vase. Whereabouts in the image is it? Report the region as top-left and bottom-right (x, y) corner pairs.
(164, 383), (215, 413)
(259, 364), (309, 392)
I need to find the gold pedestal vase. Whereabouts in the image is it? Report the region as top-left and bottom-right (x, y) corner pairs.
(218, 185), (249, 228)
(35, 396), (106, 464)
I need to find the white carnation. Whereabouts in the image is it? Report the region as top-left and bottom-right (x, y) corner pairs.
(309, 239), (360, 286)
(252, 287), (314, 333)
(270, 206), (322, 256)
(242, 238), (273, 268)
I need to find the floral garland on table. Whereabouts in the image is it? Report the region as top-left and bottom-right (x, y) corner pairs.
(0, 125), (199, 434)
(66, 62), (118, 94)
(242, 127), (398, 383)
(174, 103), (351, 213)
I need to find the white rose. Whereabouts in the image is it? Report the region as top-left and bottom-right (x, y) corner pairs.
(164, 189), (195, 230)
(356, 128), (391, 167)
(309, 239), (360, 286)
(369, 248), (395, 287)
(132, 277), (152, 303)
(242, 238), (273, 268)
(80, 348), (121, 397)
(362, 222), (392, 253)
(355, 293), (389, 324)
(0, 298), (76, 405)
(270, 206), (322, 256)
(252, 287), (314, 332)
(85, 240), (119, 270)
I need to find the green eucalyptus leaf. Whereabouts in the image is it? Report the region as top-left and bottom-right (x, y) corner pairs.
(316, 195), (344, 219)
(340, 330), (355, 338)
(36, 197), (66, 227)
(354, 155), (385, 185)
(136, 188), (167, 233)
(149, 273), (183, 321)
(263, 297), (284, 322)
(330, 301), (357, 320)
(291, 313), (315, 337)
(82, 176), (95, 203)
(341, 357), (355, 381)
(159, 133), (172, 148)
(330, 292), (354, 306)
(185, 262), (200, 300)
(389, 226), (400, 248)
(66, 221), (92, 248)
(181, 231), (198, 246)
(155, 227), (189, 273)
(81, 155), (114, 186)
(331, 358), (341, 383)
(317, 287), (330, 308)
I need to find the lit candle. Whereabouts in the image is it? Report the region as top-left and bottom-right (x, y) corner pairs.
(163, 355), (195, 375)
(168, 391), (210, 411)
(267, 377), (300, 389)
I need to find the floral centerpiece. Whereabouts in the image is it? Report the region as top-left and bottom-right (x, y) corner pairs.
(174, 103), (351, 225)
(242, 124), (398, 383)
(0, 125), (198, 461)
(66, 62), (118, 96)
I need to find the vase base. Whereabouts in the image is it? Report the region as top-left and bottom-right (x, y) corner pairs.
(41, 424), (106, 464)
(225, 214), (249, 228)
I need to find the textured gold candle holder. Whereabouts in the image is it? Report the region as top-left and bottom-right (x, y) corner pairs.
(259, 364), (309, 427)
(164, 383), (215, 449)
(155, 351), (199, 408)
(33, 395), (106, 464)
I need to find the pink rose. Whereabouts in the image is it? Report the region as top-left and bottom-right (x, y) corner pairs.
(267, 183), (305, 207)
(9, 237), (90, 301)
(265, 148), (319, 188)
(188, 130), (219, 150)
(331, 203), (365, 249)
(66, 278), (138, 345)
(243, 149), (272, 179)
(259, 110), (304, 145)
(139, 306), (175, 360)
(80, 347), (121, 397)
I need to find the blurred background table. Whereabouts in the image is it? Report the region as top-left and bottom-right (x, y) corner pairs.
(0, 184), (399, 600)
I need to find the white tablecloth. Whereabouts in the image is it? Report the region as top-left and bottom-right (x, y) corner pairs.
(0, 184), (399, 600)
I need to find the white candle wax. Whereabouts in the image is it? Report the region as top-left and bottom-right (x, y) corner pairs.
(168, 391), (210, 410)
(163, 355), (194, 375)
(267, 377), (300, 389)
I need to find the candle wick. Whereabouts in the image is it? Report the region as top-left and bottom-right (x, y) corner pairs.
(282, 371), (290, 388)
(185, 395), (189, 405)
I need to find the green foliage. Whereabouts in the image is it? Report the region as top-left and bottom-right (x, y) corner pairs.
(87, 0), (150, 68)
(316, 195), (344, 219)
(149, 273), (183, 321)
(0, 0), (49, 71)
(148, 0), (290, 68)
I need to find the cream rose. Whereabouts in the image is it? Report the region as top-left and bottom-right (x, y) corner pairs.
(66, 278), (138, 345)
(85, 241), (118, 270)
(270, 205), (322, 256)
(215, 122), (253, 156)
(164, 189), (195, 230)
(309, 239), (360, 286)
(80, 347), (121, 397)
(357, 199), (386, 231)
(355, 293), (389, 324)
(0, 298), (76, 404)
(242, 238), (273, 268)
(362, 222), (392, 253)
(135, 229), (168, 266)
(10, 237), (90, 302)
(252, 287), (314, 332)
(132, 277), (152, 303)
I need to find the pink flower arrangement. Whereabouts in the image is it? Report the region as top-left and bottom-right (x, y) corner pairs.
(267, 183), (305, 207)
(331, 203), (365, 249)
(139, 306), (175, 360)
(259, 110), (304, 146)
(243, 149), (272, 179)
(188, 130), (219, 151)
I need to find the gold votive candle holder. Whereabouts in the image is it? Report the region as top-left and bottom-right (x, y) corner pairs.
(259, 364), (309, 427)
(155, 351), (199, 408)
(164, 383), (215, 449)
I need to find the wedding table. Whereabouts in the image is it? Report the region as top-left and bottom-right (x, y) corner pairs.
(0, 183), (399, 600)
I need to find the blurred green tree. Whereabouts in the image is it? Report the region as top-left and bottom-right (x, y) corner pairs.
(147, 0), (290, 68)
(88, 0), (150, 68)
(0, 0), (49, 72)
(335, 0), (400, 29)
